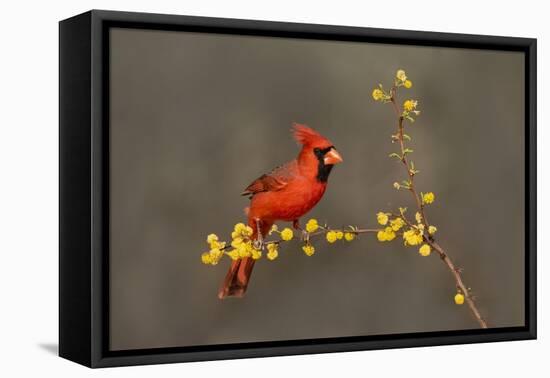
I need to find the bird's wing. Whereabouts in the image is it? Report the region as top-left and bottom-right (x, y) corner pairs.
(241, 160), (298, 196)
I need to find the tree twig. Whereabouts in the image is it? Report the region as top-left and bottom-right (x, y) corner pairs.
(389, 85), (487, 329)
(429, 241), (488, 328)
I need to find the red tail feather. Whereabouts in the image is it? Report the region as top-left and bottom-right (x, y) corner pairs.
(218, 219), (272, 299)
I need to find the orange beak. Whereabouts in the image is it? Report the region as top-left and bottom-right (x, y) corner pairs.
(324, 148), (343, 165)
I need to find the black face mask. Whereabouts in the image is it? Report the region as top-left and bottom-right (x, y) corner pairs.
(313, 146), (335, 183)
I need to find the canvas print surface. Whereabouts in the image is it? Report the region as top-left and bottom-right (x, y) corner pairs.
(108, 27), (525, 351)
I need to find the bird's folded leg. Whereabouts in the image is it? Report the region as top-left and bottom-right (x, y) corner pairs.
(293, 219), (309, 242)
(253, 219), (264, 250)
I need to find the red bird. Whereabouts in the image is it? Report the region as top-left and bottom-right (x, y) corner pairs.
(218, 123), (343, 299)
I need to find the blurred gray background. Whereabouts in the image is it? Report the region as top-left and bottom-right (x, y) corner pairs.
(109, 28), (525, 351)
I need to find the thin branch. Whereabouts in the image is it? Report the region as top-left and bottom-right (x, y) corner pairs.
(269, 227), (379, 245)
(389, 86), (487, 329)
(428, 241), (488, 328)
(389, 88), (430, 226)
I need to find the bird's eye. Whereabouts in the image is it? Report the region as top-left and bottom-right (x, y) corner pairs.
(313, 148), (321, 154)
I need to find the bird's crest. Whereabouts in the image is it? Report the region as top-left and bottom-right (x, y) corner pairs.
(292, 123), (332, 147)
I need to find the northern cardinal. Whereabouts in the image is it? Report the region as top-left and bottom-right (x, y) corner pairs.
(218, 123), (343, 299)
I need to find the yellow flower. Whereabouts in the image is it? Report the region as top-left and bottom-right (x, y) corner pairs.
(384, 227), (396, 241)
(396, 69), (407, 82)
(231, 237), (243, 248)
(243, 226), (254, 237)
(336, 231), (344, 240)
(419, 244), (431, 257)
(251, 248), (262, 260)
(403, 228), (423, 246)
(267, 249), (278, 260)
(201, 252), (213, 265)
(403, 99), (417, 112)
(209, 248), (223, 265)
(377, 212), (389, 225)
(269, 224), (278, 235)
(403, 80), (413, 89)
(428, 225), (437, 235)
(422, 192), (435, 204)
(306, 219), (319, 233)
(267, 243), (279, 260)
(372, 88), (384, 101)
(232, 223), (253, 238)
(302, 244), (315, 256)
(210, 247), (223, 257)
(377, 227), (396, 242)
(344, 232), (356, 241)
(226, 249), (240, 260)
(206, 233), (218, 245)
(237, 243), (251, 258)
(390, 217), (405, 231)
(281, 228), (294, 241)
(415, 212), (422, 224)
(326, 230), (338, 243)
(454, 293), (465, 305)
(233, 223), (246, 233)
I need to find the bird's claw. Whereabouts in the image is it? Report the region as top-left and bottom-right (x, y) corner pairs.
(254, 219), (264, 250)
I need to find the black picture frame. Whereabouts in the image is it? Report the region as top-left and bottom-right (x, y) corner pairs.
(59, 9), (537, 368)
